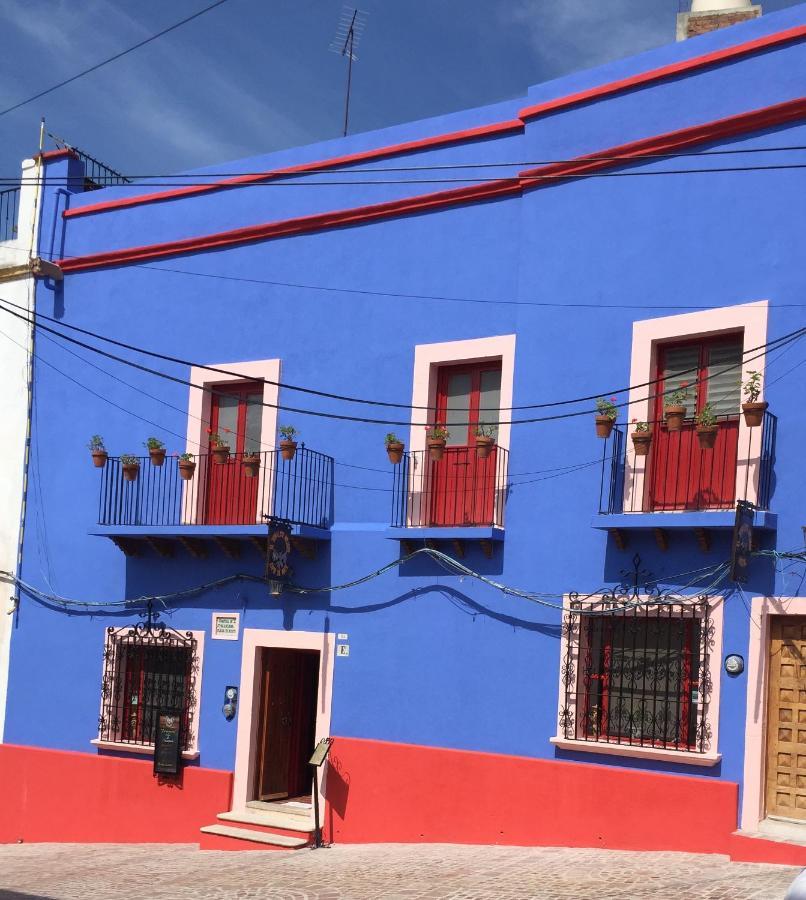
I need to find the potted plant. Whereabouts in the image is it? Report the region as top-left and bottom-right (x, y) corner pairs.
(88, 434), (107, 468)
(177, 452), (196, 481)
(426, 424), (449, 461)
(742, 370), (768, 427)
(279, 425), (298, 461)
(475, 424), (496, 459)
(594, 397), (618, 439)
(207, 428), (230, 465)
(120, 454), (140, 482)
(663, 382), (689, 431)
(631, 419), (652, 456)
(242, 451), (261, 477)
(144, 436), (166, 466)
(695, 403), (719, 450)
(385, 432), (404, 464)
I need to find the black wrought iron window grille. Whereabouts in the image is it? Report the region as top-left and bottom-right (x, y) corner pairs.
(98, 609), (198, 752)
(559, 557), (714, 754)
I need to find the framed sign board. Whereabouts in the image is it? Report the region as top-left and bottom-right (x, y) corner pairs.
(153, 709), (183, 776)
(730, 500), (755, 584)
(309, 737), (332, 768)
(212, 611), (240, 641)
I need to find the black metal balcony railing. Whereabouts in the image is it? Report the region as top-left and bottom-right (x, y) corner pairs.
(0, 187), (20, 243)
(391, 446), (509, 528)
(98, 448), (333, 529)
(599, 411), (776, 514)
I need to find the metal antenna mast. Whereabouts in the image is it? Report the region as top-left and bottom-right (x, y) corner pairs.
(329, 6), (368, 137)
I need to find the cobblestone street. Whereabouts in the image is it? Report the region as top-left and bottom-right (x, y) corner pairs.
(0, 843), (801, 900)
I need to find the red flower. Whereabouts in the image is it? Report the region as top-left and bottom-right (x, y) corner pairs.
(205, 427), (212, 434)
(681, 381), (689, 387)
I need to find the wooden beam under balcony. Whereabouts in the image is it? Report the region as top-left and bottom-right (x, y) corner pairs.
(214, 537), (241, 559)
(653, 528), (669, 552)
(608, 528), (628, 551)
(290, 537), (316, 560)
(145, 537), (174, 558)
(694, 528), (711, 553)
(178, 537), (208, 559)
(111, 536), (140, 557)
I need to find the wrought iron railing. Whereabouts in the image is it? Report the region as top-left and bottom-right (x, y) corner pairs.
(598, 410), (776, 514)
(98, 447), (333, 529)
(0, 187), (20, 243)
(47, 133), (131, 191)
(391, 446), (509, 528)
(559, 594), (712, 754)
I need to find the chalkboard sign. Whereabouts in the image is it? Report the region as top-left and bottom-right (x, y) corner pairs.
(153, 709), (183, 776)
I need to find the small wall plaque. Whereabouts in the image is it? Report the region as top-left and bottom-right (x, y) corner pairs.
(337, 633), (349, 641)
(212, 612), (240, 641)
(337, 644), (350, 657)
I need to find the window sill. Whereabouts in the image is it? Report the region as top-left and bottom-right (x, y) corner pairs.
(91, 739), (200, 760)
(550, 737), (721, 767)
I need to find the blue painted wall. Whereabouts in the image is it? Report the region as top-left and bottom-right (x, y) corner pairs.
(5, 6), (806, 804)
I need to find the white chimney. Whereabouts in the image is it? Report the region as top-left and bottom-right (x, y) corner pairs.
(677, 0), (761, 40)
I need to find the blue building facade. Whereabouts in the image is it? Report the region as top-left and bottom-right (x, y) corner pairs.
(2, 5), (806, 859)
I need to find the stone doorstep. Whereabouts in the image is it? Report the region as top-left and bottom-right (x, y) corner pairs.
(199, 824), (309, 849)
(217, 807), (315, 833)
(246, 798), (313, 818)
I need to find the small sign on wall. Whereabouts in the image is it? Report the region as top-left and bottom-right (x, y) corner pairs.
(154, 709), (183, 776)
(337, 644), (350, 657)
(212, 612), (240, 641)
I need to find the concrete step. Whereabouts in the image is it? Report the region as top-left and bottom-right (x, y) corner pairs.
(199, 823), (309, 850)
(218, 808), (315, 833)
(246, 799), (312, 818)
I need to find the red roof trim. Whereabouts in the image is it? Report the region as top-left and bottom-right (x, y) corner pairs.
(57, 95), (806, 275)
(518, 23), (806, 121)
(37, 149), (79, 161)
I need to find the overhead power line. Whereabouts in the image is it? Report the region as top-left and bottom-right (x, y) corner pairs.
(0, 298), (800, 427)
(0, 0), (233, 118)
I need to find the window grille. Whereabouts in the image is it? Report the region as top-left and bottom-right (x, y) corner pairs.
(99, 614), (198, 751)
(560, 562), (713, 754)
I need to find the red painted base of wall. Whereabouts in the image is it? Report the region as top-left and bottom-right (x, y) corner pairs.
(0, 744), (232, 844)
(324, 737), (738, 854)
(729, 832), (806, 866)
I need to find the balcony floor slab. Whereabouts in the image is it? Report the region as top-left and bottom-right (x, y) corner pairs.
(384, 526), (505, 541)
(590, 510), (777, 531)
(89, 524), (331, 541)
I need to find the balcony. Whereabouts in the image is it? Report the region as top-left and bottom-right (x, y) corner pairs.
(91, 447), (333, 557)
(593, 411), (777, 547)
(387, 446), (509, 556)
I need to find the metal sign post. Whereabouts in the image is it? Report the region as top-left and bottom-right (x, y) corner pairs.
(309, 737), (332, 849)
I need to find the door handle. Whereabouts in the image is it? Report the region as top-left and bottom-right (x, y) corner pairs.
(281, 715), (292, 726)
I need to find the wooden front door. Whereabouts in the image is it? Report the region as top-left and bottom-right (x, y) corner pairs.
(648, 337), (742, 511)
(765, 617), (806, 821)
(430, 362), (501, 526)
(205, 382), (263, 524)
(254, 649), (320, 802)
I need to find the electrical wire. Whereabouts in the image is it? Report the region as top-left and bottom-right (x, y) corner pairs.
(0, 0), (234, 118)
(0, 296), (801, 422)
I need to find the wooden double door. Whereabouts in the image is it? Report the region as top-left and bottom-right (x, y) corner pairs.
(765, 617), (806, 821)
(254, 648), (320, 802)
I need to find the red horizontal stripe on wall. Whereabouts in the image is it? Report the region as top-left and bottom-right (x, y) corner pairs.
(62, 119), (524, 220)
(518, 23), (806, 120)
(56, 95), (806, 275)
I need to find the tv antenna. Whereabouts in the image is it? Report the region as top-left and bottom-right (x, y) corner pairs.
(329, 6), (368, 137)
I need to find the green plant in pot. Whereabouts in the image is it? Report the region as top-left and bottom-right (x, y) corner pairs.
(695, 403), (719, 450)
(120, 453), (140, 482)
(279, 425), (298, 461)
(385, 432), (404, 464)
(594, 397), (618, 439)
(630, 419), (652, 456)
(426, 423), (449, 461)
(207, 428), (231, 464)
(742, 370), (768, 427)
(664, 382), (689, 431)
(475, 423), (497, 459)
(242, 450), (261, 477)
(88, 434), (108, 468)
(177, 452), (196, 481)
(144, 436), (166, 466)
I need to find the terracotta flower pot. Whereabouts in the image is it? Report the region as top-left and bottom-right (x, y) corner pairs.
(122, 463), (140, 482)
(91, 449), (108, 468)
(280, 440), (297, 461)
(386, 441), (404, 464)
(631, 432), (652, 457)
(696, 425), (718, 450)
(242, 455), (261, 477)
(148, 448), (166, 466)
(595, 416), (615, 439)
(475, 435), (495, 459)
(178, 460), (196, 481)
(742, 401), (768, 428)
(427, 438), (446, 461)
(664, 405), (686, 431)
(211, 444), (230, 465)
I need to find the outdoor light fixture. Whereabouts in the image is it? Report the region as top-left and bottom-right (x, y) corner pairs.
(269, 580), (284, 597)
(725, 654), (745, 676)
(222, 686), (238, 720)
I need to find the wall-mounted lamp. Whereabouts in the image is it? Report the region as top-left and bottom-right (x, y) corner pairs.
(222, 685), (238, 720)
(269, 580), (284, 597)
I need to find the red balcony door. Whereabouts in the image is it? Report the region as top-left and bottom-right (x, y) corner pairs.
(205, 382), (263, 524)
(430, 362), (501, 526)
(648, 336), (742, 511)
